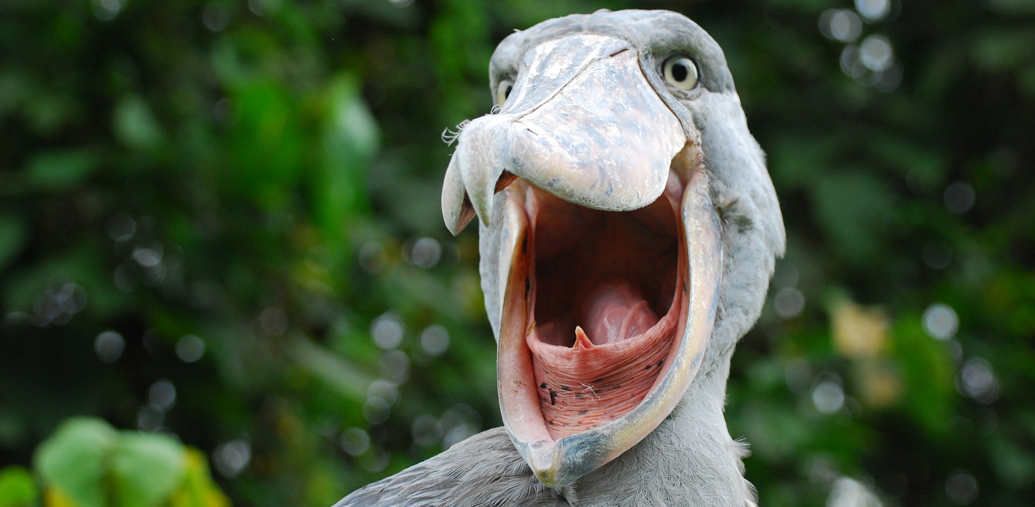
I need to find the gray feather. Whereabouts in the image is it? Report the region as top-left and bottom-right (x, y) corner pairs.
(335, 428), (569, 507)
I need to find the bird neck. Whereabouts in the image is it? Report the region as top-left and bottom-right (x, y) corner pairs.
(560, 356), (754, 507)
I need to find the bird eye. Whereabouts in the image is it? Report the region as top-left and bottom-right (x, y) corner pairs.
(662, 55), (699, 90)
(495, 79), (514, 106)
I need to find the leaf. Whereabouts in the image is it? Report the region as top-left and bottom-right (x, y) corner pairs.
(43, 488), (78, 507)
(167, 449), (230, 507)
(33, 418), (118, 507)
(23, 150), (100, 192)
(313, 73), (380, 239)
(110, 433), (186, 507)
(889, 315), (955, 436)
(0, 213), (28, 271)
(0, 466), (38, 507)
(225, 79), (303, 207)
(112, 95), (163, 150)
(830, 299), (889, 358)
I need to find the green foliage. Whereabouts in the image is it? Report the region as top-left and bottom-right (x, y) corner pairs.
(34, 419), (119, 507)
(0, 467), (38, 507)
(29, 418), (226, 507)
(0, 0), (1033, 506)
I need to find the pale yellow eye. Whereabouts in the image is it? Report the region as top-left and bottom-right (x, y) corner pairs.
(495, 80), (514, 106)
(663, 56), (699, 90)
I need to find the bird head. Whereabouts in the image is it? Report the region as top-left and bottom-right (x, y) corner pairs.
(441, 10), (785, 488)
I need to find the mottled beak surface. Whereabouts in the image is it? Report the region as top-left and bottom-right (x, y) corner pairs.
(442, 34), (685, 234)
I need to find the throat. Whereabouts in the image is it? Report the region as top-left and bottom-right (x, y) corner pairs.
(521, 188), (684, 440)
(529, 191), (678, 348)
(527, 295), (679, 438)
(582, 281), (659, 345)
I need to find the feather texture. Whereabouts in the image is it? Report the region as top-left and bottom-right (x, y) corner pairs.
(335, 428), (568, 507)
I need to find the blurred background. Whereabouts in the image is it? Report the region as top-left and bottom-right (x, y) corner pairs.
(1, 0), (1033, 506)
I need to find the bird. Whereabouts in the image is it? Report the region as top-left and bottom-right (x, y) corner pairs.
(336, 9), (785, 507)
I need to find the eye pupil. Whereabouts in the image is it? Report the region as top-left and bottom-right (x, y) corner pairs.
(662, 55), (699, 91)
(671, 63), (688, 82)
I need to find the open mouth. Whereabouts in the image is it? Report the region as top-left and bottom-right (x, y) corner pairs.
(519, 177), (686, 439)
(490, 164), (721, 488)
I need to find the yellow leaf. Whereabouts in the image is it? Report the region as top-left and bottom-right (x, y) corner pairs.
(43, 488), (78, 507)
(831, 300), (888, 358)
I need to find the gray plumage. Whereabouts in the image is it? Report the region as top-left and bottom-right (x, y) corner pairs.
(338, 364), (756, 507)
(334, 428), (566, 507)
(337, 9), (782, 506)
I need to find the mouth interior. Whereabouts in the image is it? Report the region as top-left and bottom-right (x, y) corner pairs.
(532, 192), (678, 345)
(521, 184), (684, 439)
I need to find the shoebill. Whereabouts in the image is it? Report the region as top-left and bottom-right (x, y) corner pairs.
(336, 9), (785, 507)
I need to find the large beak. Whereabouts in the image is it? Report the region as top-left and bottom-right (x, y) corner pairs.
(441, 34), (723, 487)
(442, 34), (685, 234)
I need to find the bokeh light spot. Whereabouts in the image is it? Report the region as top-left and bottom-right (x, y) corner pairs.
(214, 440), (252, 478)
(363, 397), (391, 424)
(859, 35), (894, 72)
(828, 477), (883, 507)
(92, 0), (121, 21)
(367, 379), (399, 406)
(439, 404), (481, 449)
(820, 9), (862, 43)
(959, 357), (999, 404)
(420, 325), (450, 356)
(378, 350), (410, 384)
(339, 428), (372, 455)
(259, 307), (288, 336)
(774, 287), (805, 319)
(202, 3), (230, 32)
(813, 377), (845, 414)
(408, 237), (442, 269)
(340, 428), (370, 456)
(371, 312), (405, 349)
(94, 330), (125, 363)
(922, 243), (952, 270)
(107, 213), (137, 241)
(411, 414), (443, 447)
(855, 0), (891, 22)
(944, 181), (975, 214)
(922, 303), (958, 340)
(945, 469), (979, 505)
(148, 380), (176, 411)
(137, 404), (164, 431)
(132, 243), (163, 267)
(35, 282), (87, 326)
(176, 335), (206, 363)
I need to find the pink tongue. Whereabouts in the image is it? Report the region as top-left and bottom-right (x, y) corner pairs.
(582, 282), (659, 345)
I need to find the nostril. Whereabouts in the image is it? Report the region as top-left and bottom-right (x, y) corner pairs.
(495, 171), (518, 193)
